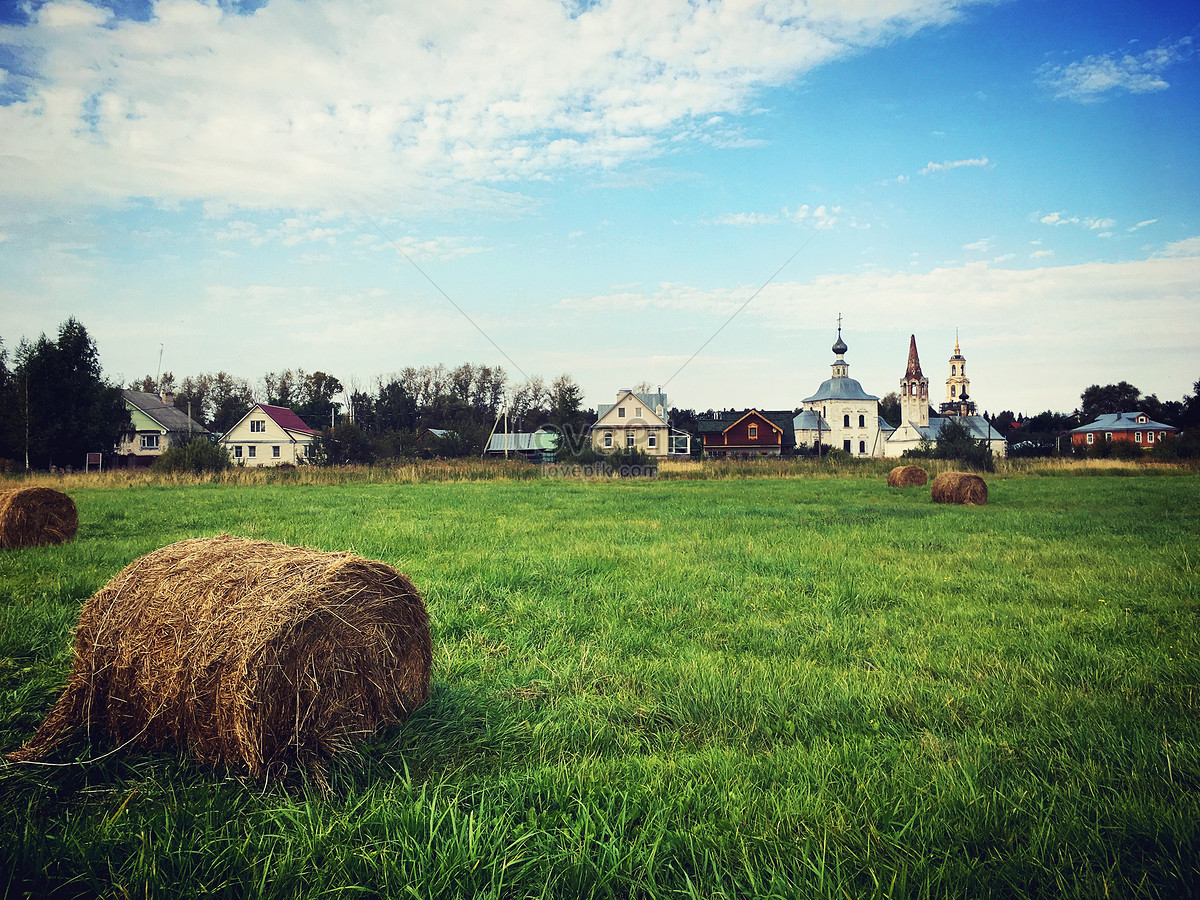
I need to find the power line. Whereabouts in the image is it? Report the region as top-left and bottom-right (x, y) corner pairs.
(352, 204), (531, 384)
(661, 230), (820, 391)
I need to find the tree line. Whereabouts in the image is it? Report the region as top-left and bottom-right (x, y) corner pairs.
(2, 317), (1197, 470)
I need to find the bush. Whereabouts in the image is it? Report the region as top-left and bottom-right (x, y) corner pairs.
(150, 438), (231, 474)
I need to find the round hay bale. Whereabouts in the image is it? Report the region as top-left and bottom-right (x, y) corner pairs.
(6, 534), (431, 778)
(930, 471), (988, 505)
(887, 465), (928, 487)
(0, 487), (78, 549)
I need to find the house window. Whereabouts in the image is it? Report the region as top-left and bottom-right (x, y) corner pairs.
(1105, 432), (1113, 441)
(843, 414), (850, 428)
(635, 407), (641, 418)
(626, 430), (635, 448)
(749, 424), (758, 439)
(273, 445), (281, 458)
(1086, 434), (1094, 445)
(648, 433), (657, 449)
(1148, 432), (1155, 443)
(618, 407), (626, 418)
(858, 414), (865, 428)
(140, 434), (160, 450)
(1137, 416), (1148, 424)
(1135, 432), (1142, 443)
(234, 445), (243, 458)
(248, 445), (256, 458)
(859, 440), (866, 454)
(250, 420), (266, 433)
(604, 431), (613, 448)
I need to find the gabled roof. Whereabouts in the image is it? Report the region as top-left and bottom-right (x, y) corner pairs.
(123, 390), (209, 435)
(1070, 411), (1177, 433)
(893, 415), (1005, 444)
(260, 404), (315, 435)
(697, 409), (795, 439)
(594, 390), (670, 429)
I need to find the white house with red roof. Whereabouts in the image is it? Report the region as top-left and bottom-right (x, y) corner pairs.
(218, 404), (316, 467)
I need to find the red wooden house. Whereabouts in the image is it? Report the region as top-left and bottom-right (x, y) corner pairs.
(697, 410), (795, 458)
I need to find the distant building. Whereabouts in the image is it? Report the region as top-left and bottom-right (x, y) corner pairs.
(1069, 412), (1177, 450)
(884, 335), (1006, 458)
(591, 389), (691, 456)
(484, 428), (558, 463)
(794, 325), (887, 457)
(219, 404), (315, 466)
(117, 390), (210, 467)
(698, 409), (795, 458)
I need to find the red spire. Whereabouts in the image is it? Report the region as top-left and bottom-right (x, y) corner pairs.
(904, 335), (924, 379)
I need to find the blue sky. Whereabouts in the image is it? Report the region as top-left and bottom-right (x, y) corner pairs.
(1, 0), (1197, 417)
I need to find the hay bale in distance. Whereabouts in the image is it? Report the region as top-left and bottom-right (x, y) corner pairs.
(930, 471), (988, 505)
(0, 487), (78, 549)
(6, 534), (431, 778)
(887, 465), (928, 488)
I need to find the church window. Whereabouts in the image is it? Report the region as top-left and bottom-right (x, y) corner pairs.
(951, 386), (957, 397)
(843, 414), (850, 428)
(843, 440), (852, 452)
(858, 414), (865, 428)
(859, 440), (866, 454)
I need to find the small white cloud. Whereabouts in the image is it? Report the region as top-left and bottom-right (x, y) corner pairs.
(1039, 37), (1193, 103)
(920, 157), (989, 176)
(1031, 249), (1055, 259)
(963, 238), (993, 253)
(1128, 219), (1157, 232)
(708, 212), (780, 226)
(1154, 235), (1200, 258)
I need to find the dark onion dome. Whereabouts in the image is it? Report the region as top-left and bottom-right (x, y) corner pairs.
(832, 331), (848, 355)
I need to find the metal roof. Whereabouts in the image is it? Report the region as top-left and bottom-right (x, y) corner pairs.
(123, 390), (210, 435)
(1070, 411), (1176, 433)
(801, 376), (879, 403)
(485, 429), (558, 453)
(259, 404), (315, 435)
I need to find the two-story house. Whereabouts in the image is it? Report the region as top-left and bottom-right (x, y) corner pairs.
(219, 404), (315, 467)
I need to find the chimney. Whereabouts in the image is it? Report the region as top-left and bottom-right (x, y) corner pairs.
(160, 391), (176, 407)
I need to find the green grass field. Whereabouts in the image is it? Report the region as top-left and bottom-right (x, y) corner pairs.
(2, 467), (1198, 898)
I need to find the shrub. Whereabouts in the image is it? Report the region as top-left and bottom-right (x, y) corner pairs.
(150, 437), (231, 474)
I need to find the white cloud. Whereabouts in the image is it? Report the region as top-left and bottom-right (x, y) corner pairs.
(920, 157), (989, 176)
(1038, 211), (1117, 232)
(1039, 37), (1194, 103)
(1155, 235), (1200, 258)
(1129, 219), (1157, 232)
(0, 0), (988, 217)
(963, 237), (993, 252)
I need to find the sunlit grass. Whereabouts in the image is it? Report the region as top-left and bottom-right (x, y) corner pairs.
(1, 472), (1197, 897)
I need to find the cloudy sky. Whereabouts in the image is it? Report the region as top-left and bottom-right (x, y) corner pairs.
(1, 0), (1197, 417)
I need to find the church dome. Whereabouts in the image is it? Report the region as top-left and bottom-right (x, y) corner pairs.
(832, 332), (848, 355)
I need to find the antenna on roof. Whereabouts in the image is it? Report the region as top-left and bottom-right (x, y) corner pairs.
(155, 343), (163, 393)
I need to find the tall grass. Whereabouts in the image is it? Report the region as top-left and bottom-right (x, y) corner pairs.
(1, 473), (1197, 898)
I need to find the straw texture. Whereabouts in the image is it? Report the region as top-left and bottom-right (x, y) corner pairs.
(887, 465), (928, 487)
(930, 471), (988, 505)
(6, 534), (431, 778)
(0, 488), (78, 549)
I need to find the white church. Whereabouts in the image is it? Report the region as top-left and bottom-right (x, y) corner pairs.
(793, 325), (1006, 459)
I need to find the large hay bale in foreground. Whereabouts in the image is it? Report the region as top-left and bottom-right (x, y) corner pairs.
(887, 465), (928, 487)
(6, 534), (430, 778)
(0, 487), (78, 549)
(930, 471), (988, 505)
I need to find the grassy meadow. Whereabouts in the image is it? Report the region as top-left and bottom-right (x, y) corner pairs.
(1, 464), (1198, 898)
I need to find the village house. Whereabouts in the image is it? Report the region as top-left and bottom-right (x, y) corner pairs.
(591, 389), (691, 456)
(117, 390), (210, 468)
(1069, 412), (1178, 450)
(219, 403), (315, 466)
(698, 409), (795, 458)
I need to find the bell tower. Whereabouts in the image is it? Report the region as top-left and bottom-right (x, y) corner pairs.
(941, 331), (975, 416)
(900, 335), (929, 428)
